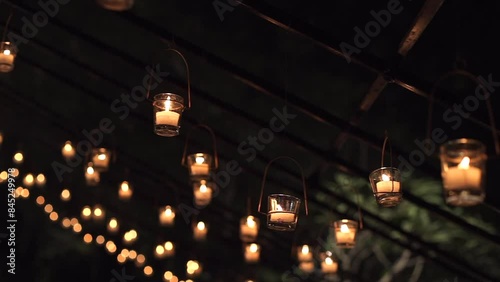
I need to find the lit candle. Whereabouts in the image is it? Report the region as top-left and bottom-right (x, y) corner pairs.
(190, 155), (210, 175)
(336, 223), (356, 245)
(240, 216), (259, 242)
(107, 218), (119, 234)
(269, 205), (296, 223)
(443, 157), (482, 190)
(194, 181), (212, 206)
(156, 97), (180, 126)
(93, 205), (105, 221)
(297, 245), (313, 262)
(321, 257), (338, 273)
(92, 151), (110, 169)
(299, 261), (315, 273)
(164, 241), (175, 258)
(244, 243), (260, 263)
(0, 49), (14, 69)
(85, 166), (100, 185)
(376, 174), (401, 193)
(159, 206), (175, 226)
(193, 221), (207, 241)
(62, 141), (75, 158)
(119, 181), (133, 200)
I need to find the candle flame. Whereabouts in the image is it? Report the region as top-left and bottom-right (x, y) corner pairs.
(200, 184), (208, 193)
(109, 218), (118, 228)
(87, 166), (94, 174)
(165, 241), (174, 251)
(197, 221), (205, 230)
(165, 96), (171, 111)
(246, 216), (256, 228)
(340, 224), (350, 233)
(250, 243), (259, 253)
(301, 245), (310, 255)
(325, 257), (333, 265)
(195, 155), (205, 164)
(381, 174), (390, 181)
(98, 153), (107, 160)
(121, 181), (129, 191)
(3, 49), (10, 55)
(458, 156), (470, 169)
(63, 142), (73, 152)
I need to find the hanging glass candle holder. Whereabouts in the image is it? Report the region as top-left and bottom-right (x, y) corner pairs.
(320, 252), (338, 274)
(258, 156), (308, 231)
(119, 181), (133, 200)
(150, 48), (191, 137)
(91, 148), (112, 172)
(333, 219), (358, 248)
(244, 243), (261, 264)
(369, 134), (402, 207)
(440, 139), (486, 206)
(296, 244), (313, 262)
(193, 179), (215, 207)
(0, 42), (17, 73)
(240, 215), (260, 242)
(159, 205), (175, 227)
(96, 0), (134, 11)
(182, 124), (219, 180)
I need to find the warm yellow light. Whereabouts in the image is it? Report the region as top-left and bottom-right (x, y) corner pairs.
(340, 224), (350, 233)
(14, 187), (23, 198)
(70, 218), (79, 226)
(165, 206), (174, 217)
(301, 245), (310, 255)
(61, 218), (71, 228)
(246, 216), (256, 228)
(83, 234), (93, 244)
(200, 184), (208, 193)
(164, 271), (173, 280)
(195, 154), (205, 164)
(61, 189), (71, 201)
(381, 174), (390, 181)
(36, 174), (46, 185)
(4, 49), (10, 55)
(13, 152), (23, 163)
(325, 257), (334, 265)
(458, 156), (470, 169)
(129, 229), (137, 238)
(23, 174), (34, 186)
(98, 153), (107, 160)
(73, 223), (82, 233)
(165, 241), (174, 251)
(197, 221), (205, 231)
(109, 218), (118, 228)
(0, 171), (7, 180)
(106, 241), (117, 253)
(87, 166), (95, 174)
(10, 168), (19, 177)
(144, 266), (153, 276)
(250, 243), (259, 253)
(186, 280), (193, 282)
(136, 254), (146, 264)
(121, 181), (129, 192)
(121, 249), (130, 257)
(82, 206), (91, 217)
(165, 96), (171, 111)
(128, 250), (137, 259)
(49, 211), (59, 221)
(170, 276), (179, 282)
(63, 142), (73, 151)
(20, 188), (30, 198)
(93, 207), (103, 217)
(187, 260), (199, 271)
(156, 245), (165, 255)
(44, 204), (53, 213)
(96, 235), (105, 245)
(117, 254), (126, 264)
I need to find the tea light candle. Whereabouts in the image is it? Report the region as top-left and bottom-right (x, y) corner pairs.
(376, 174), (401, 193)
(443, 157), (481, 190)
(194, 182), (212, 206)
(92, 152), (110, 169)
(193, 221), (207, 241)
(321, 257), (338, 273)
(336, 223), (355, 244)
(62, 141), (76, 158)
(85, 166), (100, 185)
(269, 204), (296, 223)
(299, 261), (315, 273)
(297, 245), (313, 262)
(156, 97), (180, 126)
(244, 243), (260, 263)
(159, 206), (175, 226)
(107, 218), (119, 234)
(119, 181), (133, 200)
(164, 241), (175, 257)
(0, 52), (14, 68)
(190, 155), (210, 175)
(240, 216), (259, 241)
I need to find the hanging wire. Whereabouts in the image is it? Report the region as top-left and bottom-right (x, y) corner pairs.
(146, 48), (191, 108)
(380, 131), (393, 168)
(257, 156), (308, 215)
(181, 124), (218, 169)
(1, 7), (14, 44)
(427, 69), (500, 155)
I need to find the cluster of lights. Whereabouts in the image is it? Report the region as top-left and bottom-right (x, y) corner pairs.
(123, 229), (138, 244)
(186, 260), (202, 278)
(155, 241), (175, 259)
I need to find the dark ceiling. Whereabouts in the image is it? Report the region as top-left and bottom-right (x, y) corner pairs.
(1, 0), (500, 281)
